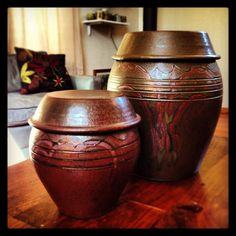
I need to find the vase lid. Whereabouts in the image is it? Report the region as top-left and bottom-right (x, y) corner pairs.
(113, 31), (220, 60)
(28, 90), (141, 133)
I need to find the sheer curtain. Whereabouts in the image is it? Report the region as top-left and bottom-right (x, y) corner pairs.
(8, 8), (84, 75)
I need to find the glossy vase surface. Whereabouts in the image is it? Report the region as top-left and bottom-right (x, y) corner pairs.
(28, 90), (141, 218)
(108, 31), (223, 181)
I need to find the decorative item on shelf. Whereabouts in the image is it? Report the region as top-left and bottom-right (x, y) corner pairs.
(101, 8), (108, 19)
(108, 31), (223, 181)
(28, 90), (141, 219)
(86, 11), (96, 20)
(120, 16), (127, 22)
(104, 12), (113, 21)
(113, 14), (121, 22)
(96, 9), (104, 19)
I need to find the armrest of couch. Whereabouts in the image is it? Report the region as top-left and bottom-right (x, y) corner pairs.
(70, 75), (102, 90)
(70, 75), (95, 90)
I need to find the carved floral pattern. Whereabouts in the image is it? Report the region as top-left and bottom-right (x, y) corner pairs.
(111, 61), (221, 80)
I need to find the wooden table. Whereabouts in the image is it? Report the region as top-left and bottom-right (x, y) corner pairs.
(8, 114), (228, 228)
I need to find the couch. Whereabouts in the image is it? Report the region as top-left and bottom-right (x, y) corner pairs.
(7, 54), (103, 166)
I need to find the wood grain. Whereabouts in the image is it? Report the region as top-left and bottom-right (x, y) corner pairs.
(221, 107), (228, 114)
(8, 113), (228, 228)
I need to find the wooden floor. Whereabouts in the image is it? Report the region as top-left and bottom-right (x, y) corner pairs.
(7, 113), (228, 228)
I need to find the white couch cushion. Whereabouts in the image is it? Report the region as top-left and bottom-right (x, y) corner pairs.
(8, 92), (47, 126)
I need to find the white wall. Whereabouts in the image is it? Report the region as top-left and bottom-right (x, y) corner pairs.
(79, 8), (142, 75)
(157, 8), (228, 108)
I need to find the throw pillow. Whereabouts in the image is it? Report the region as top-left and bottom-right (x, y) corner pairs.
(14, 47), (73, 94)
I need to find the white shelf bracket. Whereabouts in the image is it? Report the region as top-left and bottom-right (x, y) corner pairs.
(87, 25), (92, 36)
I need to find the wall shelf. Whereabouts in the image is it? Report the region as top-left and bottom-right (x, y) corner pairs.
(83, 19), (129, 36)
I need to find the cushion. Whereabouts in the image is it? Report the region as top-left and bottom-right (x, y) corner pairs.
(70, 75), (96, 90)
(7, 91), (48, 126)
(14, 47), (73, 94)
(8, 54), (21, 92)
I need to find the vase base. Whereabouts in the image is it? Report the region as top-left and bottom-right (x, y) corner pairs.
(133, 171), (199, 182)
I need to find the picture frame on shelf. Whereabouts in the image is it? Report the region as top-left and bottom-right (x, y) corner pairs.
(93, 69), (111, 90)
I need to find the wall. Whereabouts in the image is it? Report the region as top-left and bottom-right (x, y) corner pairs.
(157, 8), (228, 108)
(79, 8), (142, 75)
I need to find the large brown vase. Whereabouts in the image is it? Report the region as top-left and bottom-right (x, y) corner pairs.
(28, 90), (141, 218)
(108, 31), (223, 181)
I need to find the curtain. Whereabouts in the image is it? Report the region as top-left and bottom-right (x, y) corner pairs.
(8, 8), (84, 75)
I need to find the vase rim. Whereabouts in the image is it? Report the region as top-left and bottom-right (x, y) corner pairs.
(113, 31), (220, 60)
(28, 90), (141, 133)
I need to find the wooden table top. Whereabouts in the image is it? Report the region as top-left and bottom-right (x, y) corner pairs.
(7, 114), (228, 229)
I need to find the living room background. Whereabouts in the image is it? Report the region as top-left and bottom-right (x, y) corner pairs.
(8, 8), (143, 76)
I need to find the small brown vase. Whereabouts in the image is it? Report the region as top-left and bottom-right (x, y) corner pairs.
(28, 90), (141, 218)
(108, 31), (223, 181)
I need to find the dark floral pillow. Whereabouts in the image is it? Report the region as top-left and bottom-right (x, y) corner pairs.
(14, 47), (73, 94)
